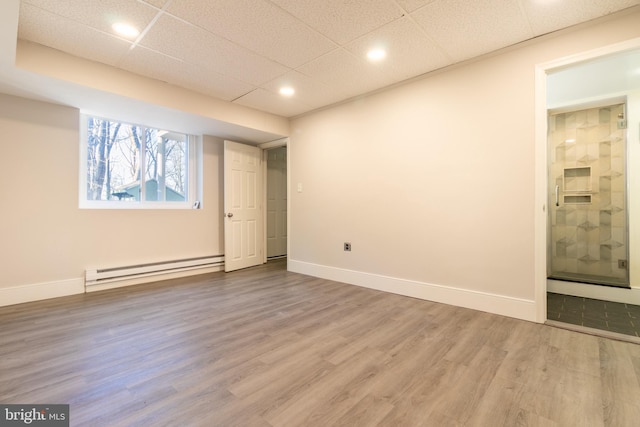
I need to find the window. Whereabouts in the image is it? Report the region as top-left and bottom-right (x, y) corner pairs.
(80, 115), (199, 208)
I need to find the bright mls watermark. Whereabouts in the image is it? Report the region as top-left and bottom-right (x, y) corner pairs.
(0, 405), (69, 426)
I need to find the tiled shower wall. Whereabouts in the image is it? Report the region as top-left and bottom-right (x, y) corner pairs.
(549, 104), (627, 285)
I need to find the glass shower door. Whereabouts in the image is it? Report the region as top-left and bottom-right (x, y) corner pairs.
(548, 103), (629, 287)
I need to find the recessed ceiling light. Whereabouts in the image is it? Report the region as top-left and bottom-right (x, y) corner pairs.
(367, 48), (386, 61)
(112, 22), (140, 38)
(279, 87), (295, 96)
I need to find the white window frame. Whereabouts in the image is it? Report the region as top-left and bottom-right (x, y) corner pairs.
(79, 114), (201, 209)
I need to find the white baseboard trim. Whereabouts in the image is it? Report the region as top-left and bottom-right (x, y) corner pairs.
(0, 278), (84, 307)
(548, 279), (640, 305)
(0, 265), (225, 307)
(288, 260), (537, 322)
(85, 265), (224, 293)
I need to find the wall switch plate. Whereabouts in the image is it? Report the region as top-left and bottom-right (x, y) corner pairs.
(344, 242), (351, 251)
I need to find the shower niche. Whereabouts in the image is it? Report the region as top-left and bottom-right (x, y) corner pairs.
(563, 166), (591, 192)
(548, 103), (629, 287)
(563, 167), (592, 204)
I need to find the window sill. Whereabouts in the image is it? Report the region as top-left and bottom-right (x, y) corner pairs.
(79, 201), (197, 210)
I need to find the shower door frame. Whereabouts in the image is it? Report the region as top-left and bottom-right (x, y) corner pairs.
(546, 99), (630, 288)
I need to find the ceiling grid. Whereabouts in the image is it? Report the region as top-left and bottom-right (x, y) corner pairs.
(16, 0), (640, 117)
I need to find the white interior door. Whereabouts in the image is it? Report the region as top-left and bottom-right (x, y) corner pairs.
(224, 140), (263, 272)
(266, 147), (287, 258)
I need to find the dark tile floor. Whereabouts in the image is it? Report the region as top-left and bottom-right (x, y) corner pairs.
(547, 292), (640, 337)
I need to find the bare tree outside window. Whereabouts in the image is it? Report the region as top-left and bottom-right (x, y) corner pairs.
(85, 117), (188, 202)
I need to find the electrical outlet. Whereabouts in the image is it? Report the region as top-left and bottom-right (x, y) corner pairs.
(618, 259), (628, 269)
(344, 242), (351, 251)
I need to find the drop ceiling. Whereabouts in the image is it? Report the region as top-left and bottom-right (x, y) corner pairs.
(13, 0), (640, 119)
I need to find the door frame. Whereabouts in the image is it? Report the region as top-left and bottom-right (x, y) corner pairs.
(258, 137), (289, 264)
(534, 37), (640, 323)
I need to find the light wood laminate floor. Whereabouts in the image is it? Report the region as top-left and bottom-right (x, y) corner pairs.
(1, 259), (640, 426)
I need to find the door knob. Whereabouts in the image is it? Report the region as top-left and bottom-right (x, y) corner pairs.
(226, 212), (234, 218)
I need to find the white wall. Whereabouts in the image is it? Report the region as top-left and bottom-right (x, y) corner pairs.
(0, 93), (226, 305)
(288, 10), (640, 322)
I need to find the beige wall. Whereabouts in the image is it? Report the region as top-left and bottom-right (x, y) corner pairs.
(288, 10), (640, 319)
(0, 93), (225, 301)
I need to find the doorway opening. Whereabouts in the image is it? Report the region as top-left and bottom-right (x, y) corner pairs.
(223, 139), (289, 272)
(265, 146), (287, 260)
(536, 39), (640, 338)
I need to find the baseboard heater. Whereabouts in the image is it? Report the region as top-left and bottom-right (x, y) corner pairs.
(85, 255), (224, 286)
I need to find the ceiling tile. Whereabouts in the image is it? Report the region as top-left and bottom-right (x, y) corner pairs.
(172, 66), (257, 102)
(234, 88), (313, 117)
(344, 16), (451, 82)
(395, 0), (437, 13)
(261, 71), (349, 109)
(297, 48), (395, 99)
(139, 14), (290, 86)
(166, 0), (337, 68)
(18, 3), (132, 67)
(120, 46), (255, 101)
(521, 0), (640, 36)
(140, 0), (168, 8)
(411, 0), (534, 62)
(21, 0), (159, 37)
(270, 0), (404, 45)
